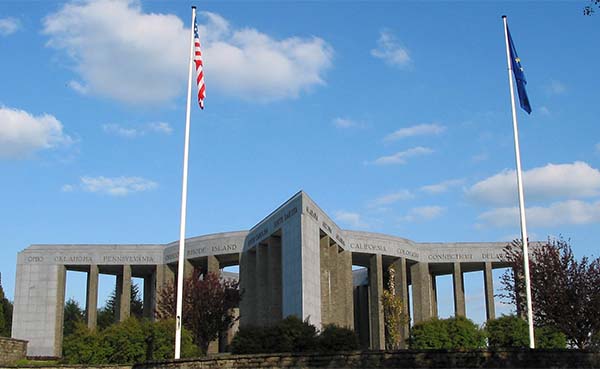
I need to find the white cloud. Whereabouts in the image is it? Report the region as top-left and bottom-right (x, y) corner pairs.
(372, 146), (433, 166)
(43, 1), (332, 104)
(332, 117), (361, 129)
(78, 176), (157, 196)
(471, 153), (488, 163)
(539, 106), (551, 116)
(334, 211), (368, 228)
(466, 162), (600, 205)
(420, 179), (464, 194)
(0, 17), (20, 36)
(368, 190), (413, 207)
(370, 30), (410, 68)
(102, 122), (172, 138)
(68, 80), (89, 95)
(0, 106), (72, 159)
(478, 200), (600, 228)
(384, 123), (445, 141)
(400, 206), (445, 222)
(147, 122), (172, 135)
(61, 184), (74, 192)
(546, 80), (566, 95)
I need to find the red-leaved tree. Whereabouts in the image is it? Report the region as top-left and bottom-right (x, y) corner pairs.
(500, 238), (600, 348)
(156, 270), (241, 353)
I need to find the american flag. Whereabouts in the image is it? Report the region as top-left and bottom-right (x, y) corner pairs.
(193, 16), (205, 109)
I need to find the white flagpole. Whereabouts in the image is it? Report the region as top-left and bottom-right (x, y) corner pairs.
(502, 15), (535, 349)
(174, 5), (197, 360)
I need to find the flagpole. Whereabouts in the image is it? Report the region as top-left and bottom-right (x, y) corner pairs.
(502, 15), (535, 349)
(174, 5), (197, 360)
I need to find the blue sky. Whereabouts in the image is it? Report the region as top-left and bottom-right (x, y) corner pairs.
(1, 0), (599, 325)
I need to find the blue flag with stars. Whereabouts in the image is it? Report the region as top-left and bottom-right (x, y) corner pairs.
(507, 25), (532, 114)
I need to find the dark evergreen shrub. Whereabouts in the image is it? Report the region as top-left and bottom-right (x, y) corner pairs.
(317, 324), (359, 352)
(410, 316), (485, 349)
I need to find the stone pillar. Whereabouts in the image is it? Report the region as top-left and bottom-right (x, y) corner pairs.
(368, 254), (385, 350)
(184, 259), (194, 278)
(391, 258), (409, 347)
(86, 264), (99, 329)
(116, 265), (131, 322)
(268, 237), (282, 322)
(206, 256), (221, 354)
(410, 262), (433, 323)
(431, 275), (438, 318)
(54, 265), (66, 356)
(453, 262), (466, 317)
(240, 250), (256, 327)
(256, 243), (269, 326)
(484, 262), (496, 320)
(341, 249), (354, 329)
(143, 273), (153, 319)
(319, 236), (331, 325)
(207, 255), (220, 275)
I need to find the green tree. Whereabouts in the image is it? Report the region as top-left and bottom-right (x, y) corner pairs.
(409, 316), (485, 350)
(64, 298), (85, 336)
(486, 315), (566, 349)
(381, 265), (408, 349)
(62, 318), (198, 364)
(486, 315), (529, 349)
(0, 273), (12, 337)
(317, 324), (359, 352)
(156, 270), (241, 354)
(500, 238), (600, 348)
(96, 283), (144, 330)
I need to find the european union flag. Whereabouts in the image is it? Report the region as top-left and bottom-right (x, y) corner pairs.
(507, 26), (532, 114)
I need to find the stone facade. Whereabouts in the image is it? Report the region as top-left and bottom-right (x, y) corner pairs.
(0, 337), (27, 365)
(12, 191), (520, 358)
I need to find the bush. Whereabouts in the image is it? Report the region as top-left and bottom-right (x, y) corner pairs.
(277, 316), (318, 352)
(62, 322), (106, 364)
(231, 316), (360, 354)
(410, 316), (485, 350)
(317, 325), (359, 352)
(535, 325), (567, 349)
(486, 315), (567, 349)
(486, 315), (529, 349)
(62, 318), (199, 364)
(145, 319), (200, 360)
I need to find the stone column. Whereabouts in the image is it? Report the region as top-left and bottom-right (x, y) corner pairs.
(453, 262), (466, 317)
(206, 256), (221, 354)
(184, 259), (194, 278)
(86, 264), (99, 329)
(391, 257), (409, 347)
(54, 265), (66, 356)
(368, 254), (385, 350)
(143, 273), (153, 319)
(240, 250), (256, 327)
(319, 236), (331, 325)
(268, 237), (282, 322)
(341, 249), (354, 329)
(484, 262), (496, 320)
(431, 275), (438, 318)
(410, 262), (433, 323)
(207, 255), (220, 275)
(116, 265), (131, 322)
(256, 243), (269, 326)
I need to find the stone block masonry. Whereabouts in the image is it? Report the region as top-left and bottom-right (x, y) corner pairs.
(0, 337), (27, 365)
(13, 190), (518, 357)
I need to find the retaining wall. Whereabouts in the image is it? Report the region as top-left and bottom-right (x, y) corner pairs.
(0, 337), (27, 365)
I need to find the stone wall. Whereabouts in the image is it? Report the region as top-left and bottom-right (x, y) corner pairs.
(135, 350), (600, 369)
(0, 337), (27, 365)
(4, 350), (600, 369)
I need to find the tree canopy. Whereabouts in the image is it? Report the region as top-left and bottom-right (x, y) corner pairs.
(156, 269), (241, 354)
(500, 238), (600, 348)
